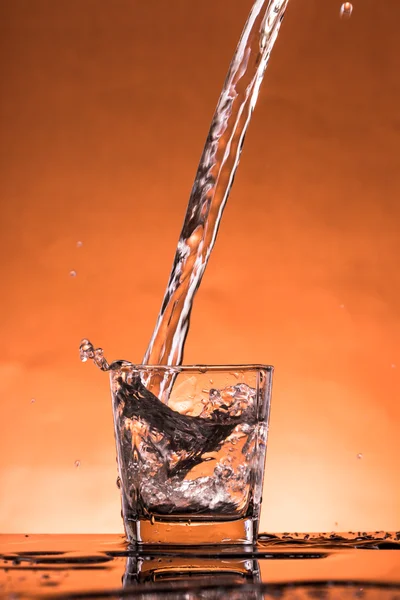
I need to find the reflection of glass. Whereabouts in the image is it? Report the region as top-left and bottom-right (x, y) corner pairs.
(110, 364), (272, 544)
(122, 555), (263, 599)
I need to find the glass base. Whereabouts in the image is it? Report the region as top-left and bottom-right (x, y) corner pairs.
(124, 517), (259, 545)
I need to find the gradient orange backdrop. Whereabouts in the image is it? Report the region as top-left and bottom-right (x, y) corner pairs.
(0, 0), (399, 534)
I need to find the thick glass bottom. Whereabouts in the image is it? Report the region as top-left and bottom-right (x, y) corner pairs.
(124, 516), (259, 545)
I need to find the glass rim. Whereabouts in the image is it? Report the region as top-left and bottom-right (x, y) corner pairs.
(108, 361), (274, 373)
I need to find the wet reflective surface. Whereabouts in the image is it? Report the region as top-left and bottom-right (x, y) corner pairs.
(0, 533), (399, 598)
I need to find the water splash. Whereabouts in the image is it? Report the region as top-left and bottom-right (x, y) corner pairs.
(80, 0), (289, 404)
(79, 339), (110, 371)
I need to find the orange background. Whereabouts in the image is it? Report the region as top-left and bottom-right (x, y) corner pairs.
(0, 0), (399, 534)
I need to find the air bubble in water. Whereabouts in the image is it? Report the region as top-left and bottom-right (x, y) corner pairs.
(357, 453), (363, 459)
(69, 270), (77, 277)
(74, 460), (81, 468)
(340, 2), (353, 19)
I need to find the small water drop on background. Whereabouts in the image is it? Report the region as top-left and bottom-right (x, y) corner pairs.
(30, 398), (35, 404)
(357, 453), (363, 459)
(76, 241), (83, 248)
(69, 270), (77, 277)
(74, 460), (81, 468)
(340, 2), (353, 19)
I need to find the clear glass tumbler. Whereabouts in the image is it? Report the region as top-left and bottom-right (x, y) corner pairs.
(110, 363), (273, 545)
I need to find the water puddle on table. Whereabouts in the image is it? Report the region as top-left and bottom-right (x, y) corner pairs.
(0, 533), (399, 599)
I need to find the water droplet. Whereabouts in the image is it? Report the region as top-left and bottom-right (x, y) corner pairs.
(357, 453), (363, 459)
(76, 241), (83, 248)
(93, 347), (109, 371)
(391, 363), (396, 369)
(334, 522), (338, 527)
(74, 460), (81, 468)
(340, 2), (353, 19)
(69, 270), (77, 277)
(79, 339), (110, 371)
(339, 304), (345, 309)
(79, 339), (94, 363)
(209, 378), (213, 384)
(30, 398), (35, 404)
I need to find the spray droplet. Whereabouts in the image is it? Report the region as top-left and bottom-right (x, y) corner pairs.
(31, 398), (35, 404)
(357, 453), (363, 460)
(76, 241), (83, 248)
(69, 270), (77, 278)
(340, 2), (353, 19)
(74, 460), (81, 468)
(79, 339), (110, 371)
(334, 522), (339, 527)
(79, 339), (94, 363)
(93, 347), (109, 371)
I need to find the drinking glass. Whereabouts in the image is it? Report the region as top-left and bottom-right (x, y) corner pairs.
(110, 363), (273, 545)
